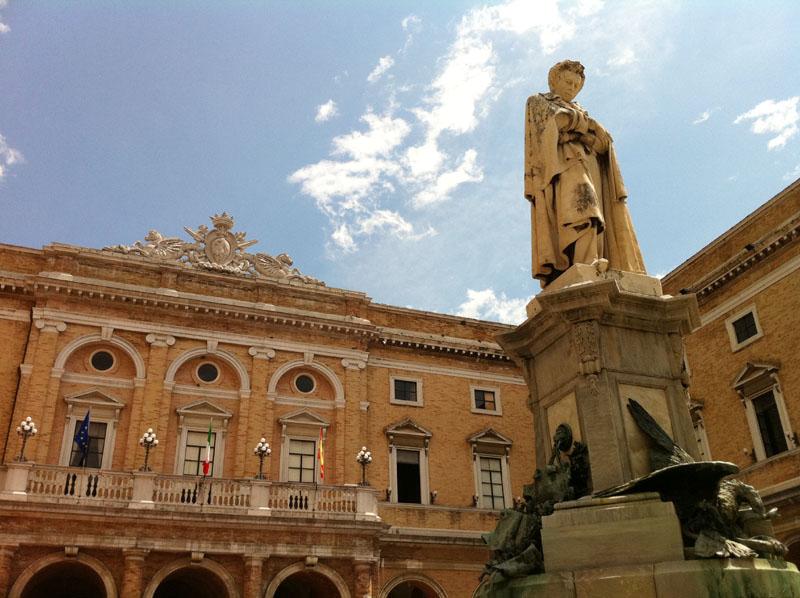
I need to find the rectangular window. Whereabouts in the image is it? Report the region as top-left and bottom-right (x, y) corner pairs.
(753, 391), (789, 458)
(394, 379), (418, 403)
(183, 430), (216, 476)
(733, 312), (759, 345)
(396, 449), (422, 503)
(480, 456), (505, 510)
(69, 422), (107, 468)
(288, 439), (316, 483)
(474, 389), (497, 411)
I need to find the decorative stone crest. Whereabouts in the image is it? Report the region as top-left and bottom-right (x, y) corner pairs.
(104, 213), (324, 285)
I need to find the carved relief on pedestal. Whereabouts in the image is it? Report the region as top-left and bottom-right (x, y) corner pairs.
(571, 321), (601, 393)
(104, 213), (324, 285)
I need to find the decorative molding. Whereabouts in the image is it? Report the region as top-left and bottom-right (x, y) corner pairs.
(145, 333), (176, 348)
(274, 395), (340, 411)
(19, 363), (33, 376)
(103, 212), (324, 285)
(379, 327), (508, 361)
(52, 331), (147, 379)
(34, 307), (371, 362)
(267, 359), (345, 404)
(304, 351), (314, 365)
(248, 346), (276, 360)
(342, 358), (367, 371)
(206, 339), (218, 354)
(360, 401), (370, 412)
(164, 347), (251, 392)
(172, 384), (241, 401)
(34, 318), (66, 333)
(61, 372), (136, 389)
(100, 326), (113, 340)
(368, 357), (525, 386)
(0, 308), (31, 323)
(50, 367), (65, 379)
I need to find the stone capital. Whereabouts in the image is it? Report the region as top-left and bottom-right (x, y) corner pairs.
(146, 333), (176, 347)
(34, 318), (66, 333)
(122, 548), (149, 561)
(248, 346), (276, 360)
(342, 358), (367, 371)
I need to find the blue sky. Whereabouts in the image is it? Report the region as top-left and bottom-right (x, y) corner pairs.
(1, 1), (799, 323)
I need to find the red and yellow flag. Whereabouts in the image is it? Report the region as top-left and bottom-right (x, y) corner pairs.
(318, 427), (325, 481)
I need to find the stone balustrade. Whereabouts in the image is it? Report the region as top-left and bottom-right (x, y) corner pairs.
(0, 462), (380, 521)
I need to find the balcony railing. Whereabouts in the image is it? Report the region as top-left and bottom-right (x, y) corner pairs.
(0, 463), (379, 521)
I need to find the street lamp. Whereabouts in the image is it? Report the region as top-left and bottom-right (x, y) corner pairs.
(139, 428), (158, 471)
(254, 438), (271, 480)
(356, 446), (372, 486)
(15, 417), (37, 462)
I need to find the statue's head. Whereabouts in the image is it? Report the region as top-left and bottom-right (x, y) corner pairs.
(548, 60), (585, 102)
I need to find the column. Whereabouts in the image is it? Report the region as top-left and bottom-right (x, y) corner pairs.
(238, 347), (274, 477)
(27, 318), (67, 463)
(120, 548), (148, 598)
(0, 544), (17, 598)
(353, 561), (374, 598)
(242, 555), (264, 598)
(342, 359), (368, 485)
(134, 334), (175, 472)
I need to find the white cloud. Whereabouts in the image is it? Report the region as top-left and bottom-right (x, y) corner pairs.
(606, 47), (636, 68)
(315, 99), (339, 123)
(734, 96), (799, 150)
(290, 0), (598, 253)
(784, 164), (800, 182)
(692, 108), (718, 125)
(412, 149), (483, 207)
(367, 56), (395, 83)
(457, 288), (527, 324)
(0, 0), (10, 34)
(0, 134), (23, 181)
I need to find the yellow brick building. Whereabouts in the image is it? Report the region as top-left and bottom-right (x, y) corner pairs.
(0, 214), (533, 598)
(663, 177), (800, 564)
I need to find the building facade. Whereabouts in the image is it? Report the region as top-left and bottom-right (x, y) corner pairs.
(662, 178), (800, 564)
(0, 214), (534, 598)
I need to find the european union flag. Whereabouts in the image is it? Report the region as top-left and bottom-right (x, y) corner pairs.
(74, 410), (91, 467)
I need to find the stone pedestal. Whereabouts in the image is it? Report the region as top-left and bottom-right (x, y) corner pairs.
(542, 493), (684, 572)
(497, 267), (701, 492)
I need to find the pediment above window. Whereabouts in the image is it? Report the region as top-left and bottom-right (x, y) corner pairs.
(278, 409), (330, 429)
(64, 388), (125, 420)
(385, 418), (432, 450)
(733, 362), (779, 399)
(468, 428), (512, 458)
(176, 400), (233, 430)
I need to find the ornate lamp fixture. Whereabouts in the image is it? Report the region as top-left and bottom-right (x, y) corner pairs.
(139, 428), (158, 471)
(356, 446), (372, 486)
(15, 417), (37, 462)
(254, 438), (271, 480)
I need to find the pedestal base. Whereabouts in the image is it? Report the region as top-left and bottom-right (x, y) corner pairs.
(476, 558), (800, 597)
(542, 493), (684, 572)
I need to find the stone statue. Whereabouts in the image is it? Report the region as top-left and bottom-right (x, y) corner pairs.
(524, 60), (646, 286)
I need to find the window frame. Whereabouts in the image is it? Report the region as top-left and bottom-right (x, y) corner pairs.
(471, 385), (502, 416)
(390, 375), (424, 407)
(469, 429), (512, 510)
(725, 305), (764, 352)
(734, 363), (796, 462)
(477, 455), (507, 510)
(277, 410), (329, 484)
(285, 436), (318, 484)
(181, 428), (218, 476)
(174, 401), (232, 479)
(59, 390), (124, 470)
(386, 419), (432, 505)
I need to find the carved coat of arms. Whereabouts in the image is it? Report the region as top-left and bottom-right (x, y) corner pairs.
(104, 213), (323, 285)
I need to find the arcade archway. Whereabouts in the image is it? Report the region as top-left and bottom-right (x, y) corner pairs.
(10, 553), (116, 598)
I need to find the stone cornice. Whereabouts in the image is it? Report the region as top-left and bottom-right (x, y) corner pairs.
(27, 271), (379, 339)
(377, 327), (509, 361)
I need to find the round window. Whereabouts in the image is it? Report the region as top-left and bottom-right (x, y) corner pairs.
(295, 374), (315, 393)
(90, 350), (115, 372)
(197, 362), (220, 383)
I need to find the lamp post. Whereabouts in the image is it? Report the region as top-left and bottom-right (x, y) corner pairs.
(139, 428), (158, 471)
(356, 446), (372, 486)
(254, 438), (271, 480)
(15, 417), (37, 462)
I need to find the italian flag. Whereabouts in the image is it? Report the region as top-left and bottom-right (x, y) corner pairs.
(202, 421), (212, 476)
(318, 427), (325, 481)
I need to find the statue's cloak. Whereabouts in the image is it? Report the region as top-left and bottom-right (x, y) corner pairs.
(524, 93), (645, 282)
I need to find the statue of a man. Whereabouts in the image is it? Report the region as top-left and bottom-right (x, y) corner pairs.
(524, 60), (646, 286)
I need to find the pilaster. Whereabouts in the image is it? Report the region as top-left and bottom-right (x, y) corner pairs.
(0, 544), (17, 598)
(25, 318), (66, 463)
(342, 358), (367, 484)
(130, 334), (175, 471)
(242, 555), (265, 598)
(239, 346), (275, 477)
(120, 548), (149, 598)
(354, 561), (374, 598)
